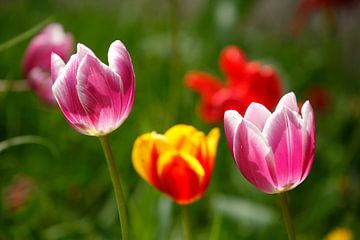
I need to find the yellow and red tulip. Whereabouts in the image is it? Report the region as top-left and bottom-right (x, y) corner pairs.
(132, 124), (220, 205)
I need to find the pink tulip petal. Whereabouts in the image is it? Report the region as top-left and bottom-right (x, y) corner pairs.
(224, 110), (242, 155)
(275, 92), (299, 113)
(52, 55), (92, 135)
(23, 23), (73, 75)
(263, 108), (303, 191)
(28, 67), (55, 105)
(51, 53), (65, 83)
(244, 103), (271, 131)
(234, 119), (277, 193)
(76, 43), (95, 61)
(76, 54), (123, 135)
(300, 101), (315, 182)
(108, 40), (135, 118)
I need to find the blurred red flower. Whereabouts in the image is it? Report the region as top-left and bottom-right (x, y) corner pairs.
(3, 176), (33, 212)
(185, 46), (283, 123)
(304, 86), (332, 112)
(292, 0), (356, 34)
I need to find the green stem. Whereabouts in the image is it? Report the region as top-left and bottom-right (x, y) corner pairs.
(0, 16), (54, 52)
(99, 135), (128, 240)
(0, 80), (29, 92)
(278, 192), (296, 240)
(181, 205), (191, 240)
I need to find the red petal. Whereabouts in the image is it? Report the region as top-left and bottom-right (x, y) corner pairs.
(219, 46), (247, 81)
(185, 71), (222, 98)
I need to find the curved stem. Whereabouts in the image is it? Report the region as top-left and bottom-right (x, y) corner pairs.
(99, 135), (128, 240)
(0, 16), (54, 52)
(181, 205), (191, 240)
(278, 192), (296, 240)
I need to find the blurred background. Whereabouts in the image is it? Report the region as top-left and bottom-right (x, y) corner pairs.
(0, 0), (360, 239)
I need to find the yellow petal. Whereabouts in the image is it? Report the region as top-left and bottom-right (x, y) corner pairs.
(165, 124), (206, 156)
(206, 128), (220, 161)
(132, 132), (171, 184)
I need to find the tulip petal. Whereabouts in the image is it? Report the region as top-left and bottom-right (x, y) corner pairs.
(76, 54), (123, 135)
(219, 46), (247, 81)
(224, 110), (242, 155)
(157, 150), (205, 204)
(28, 67), (55, 104)
(234, 119), (277, 193)
(51, 53), (65, 83)
(23, 23), (73, 75)
(300, 101), (315, 182)
(263, 108), (303, 191)
(244, 103), (271, 131)
(165, 124), (210, 165)
(76, 43), (95, 61)
(205, 128), (220, 169)
(275, 92), (299, 113)
(108, 40), (135, 118)
(52, 54), (91, 135)
(132, 132), (171, 188)
(185, 71), (223, 99)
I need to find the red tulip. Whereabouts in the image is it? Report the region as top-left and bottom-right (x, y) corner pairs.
(185, 46), (283, 123)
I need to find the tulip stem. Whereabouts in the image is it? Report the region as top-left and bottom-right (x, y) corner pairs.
(99, 135), (128, 240)
(181, 205), (191, 240)
(278, 192), (296, 240)
(0, 16), (54, 52)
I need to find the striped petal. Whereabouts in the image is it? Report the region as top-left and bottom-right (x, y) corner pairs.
(244, 102), (271, 131)
(234, 119), (277, 193)
(108, 40), (135, 119)
(132, 132), (171, 188)
(263, 107), (303, 191)
(300, 101), (315, 182)
(52, 54), (91, 135)
(275, 92), (299, 113)
(76, 54), (123, 135)
(224, 110), (242, 156)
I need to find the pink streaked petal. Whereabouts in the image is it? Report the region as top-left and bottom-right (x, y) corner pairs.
(28, 67), (55, 105)
(275, 92), (299, 113)
(23, 23), (73, 75)
(234, 119), (277, 194)
(263, 108), (303, 191)
(300, 101), (315, 182)
(108, 40), (135, 117)
(224, 110), (242, 155)
(244, 103), (271, 131)
(76, 54), (123, 135)
(51, 53), (65, 83)
(76, 43), (96, 62)
(52, 55), (92, 135)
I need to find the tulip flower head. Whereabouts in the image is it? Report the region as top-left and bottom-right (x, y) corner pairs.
(185, 46), (283, 123)
(51, 40), (135, 136)
(224, 92), (315, 193)
(132, 125), (220, 204)
(23, 23), (73, 105)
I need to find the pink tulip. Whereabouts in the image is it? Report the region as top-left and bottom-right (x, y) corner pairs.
(224, 92), (315, 193)
(51, 40), (135, 136)
(23, 23), (73, 105)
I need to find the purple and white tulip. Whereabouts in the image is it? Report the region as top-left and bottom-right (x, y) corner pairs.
(224, 92), (315, 194)
(23, 23), (73, 105)
(51, 40), (135, 136)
